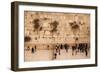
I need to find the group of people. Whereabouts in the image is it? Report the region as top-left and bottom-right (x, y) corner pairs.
(53, 44), (69, 60)
(53, 43), (90, 60)
(71, 43), (89, 56)
(25, 43), (90, 60)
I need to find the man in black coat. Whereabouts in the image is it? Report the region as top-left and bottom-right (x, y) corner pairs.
(31, 47), (34, 53)
(64, 44), (69, 52)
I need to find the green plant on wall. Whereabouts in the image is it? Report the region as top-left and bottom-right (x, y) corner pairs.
(49, 20), (59, 39)
(69, 21), (80, 42)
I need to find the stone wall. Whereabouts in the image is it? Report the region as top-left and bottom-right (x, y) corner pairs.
(24, 11), (90, 48)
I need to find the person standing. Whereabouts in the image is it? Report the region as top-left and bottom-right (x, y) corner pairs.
(53, 48), (57, 60)
(31, 47), (34, 53)
(34, 45), (37, 52)
(54, 53), (57, 59)
(60, 44), (63, 49)
(64, 44), (68, 52)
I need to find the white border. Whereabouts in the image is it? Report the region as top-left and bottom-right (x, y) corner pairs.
(18, 5), (96, 68)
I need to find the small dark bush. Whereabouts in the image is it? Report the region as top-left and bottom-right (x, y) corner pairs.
(24, 36), (31, 42)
